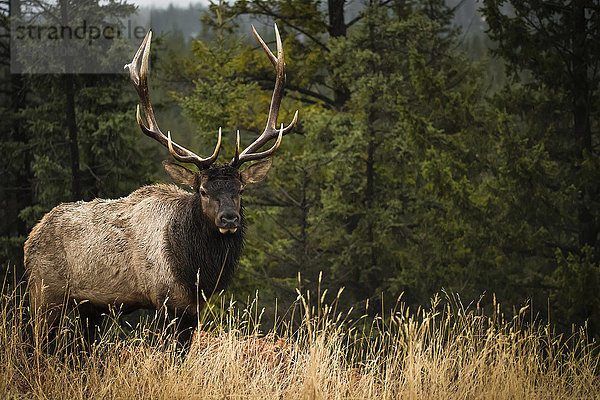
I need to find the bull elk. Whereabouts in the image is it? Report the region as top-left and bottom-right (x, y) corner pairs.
(24, 24), (298, 341)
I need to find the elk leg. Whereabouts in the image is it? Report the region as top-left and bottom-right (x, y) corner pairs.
(76, 302), (104, 345)
(174, 311), (197, 346)
(28, 281), (65, 346)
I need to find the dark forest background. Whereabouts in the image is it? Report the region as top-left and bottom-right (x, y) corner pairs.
(2, 0), (600, 337)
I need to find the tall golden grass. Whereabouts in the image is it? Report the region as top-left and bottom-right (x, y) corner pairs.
(1, 275), (598, 399)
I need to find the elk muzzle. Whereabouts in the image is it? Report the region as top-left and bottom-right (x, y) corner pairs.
(217, 211), (240, 234)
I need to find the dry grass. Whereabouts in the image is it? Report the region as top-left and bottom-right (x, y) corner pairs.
(0, 278), (598, 399)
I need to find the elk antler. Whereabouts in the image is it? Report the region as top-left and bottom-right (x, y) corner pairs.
(230, 24), (299, 168)
(125, 30), (221, 170)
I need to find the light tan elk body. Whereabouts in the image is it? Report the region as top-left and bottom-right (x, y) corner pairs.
(24, 25), (297, 338)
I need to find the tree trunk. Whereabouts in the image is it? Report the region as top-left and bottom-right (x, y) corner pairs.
(59, 0), (81, 200)
(327, 0), (350, 107)
(7, 0), (30, 237)
(327, 0), (346, 38)
(571, 1), (596, 249)
(6, 0), (30, 278)
(63, 74), (81, 200)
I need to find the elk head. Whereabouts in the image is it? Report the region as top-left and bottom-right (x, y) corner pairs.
(124, 25), (298, 234)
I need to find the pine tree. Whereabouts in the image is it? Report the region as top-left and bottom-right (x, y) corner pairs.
(1, 0), (161, 274)
(481, 0), (600, 333)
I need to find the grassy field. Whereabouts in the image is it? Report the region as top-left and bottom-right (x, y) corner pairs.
(1, 278), (598, 399)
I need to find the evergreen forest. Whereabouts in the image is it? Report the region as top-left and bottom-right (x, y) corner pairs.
(2, 0), (600, 340)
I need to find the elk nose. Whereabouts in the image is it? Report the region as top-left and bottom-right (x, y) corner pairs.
(219, 213), (239, 227)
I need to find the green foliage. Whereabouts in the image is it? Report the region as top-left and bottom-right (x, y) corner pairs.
(480, 0), (600, 333)
(552, 247), (600, 332)
(14, 74), (158, 229)
(311, 3), (494, 307)
(172, 0), (600, 336)
(0, 1), (161, 270)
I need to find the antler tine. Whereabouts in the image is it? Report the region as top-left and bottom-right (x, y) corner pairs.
(231, 24), (298, 168)
(236, 125), (284, 165)
(126, 30), (221, 169)
(251, 24), (277, 68)
(124, 29), (148, 86)
(232, 130), (241, 166)
(168, 129), (222, 166)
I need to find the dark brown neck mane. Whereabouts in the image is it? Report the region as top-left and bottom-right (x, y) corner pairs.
(165, 194), (245, 298)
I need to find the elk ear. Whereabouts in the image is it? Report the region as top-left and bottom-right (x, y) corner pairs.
(162, 160), (196, 188)
(240, 159), (272, 184)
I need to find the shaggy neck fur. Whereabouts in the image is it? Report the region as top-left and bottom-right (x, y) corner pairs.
(166, 193), (245, 298)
